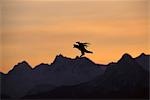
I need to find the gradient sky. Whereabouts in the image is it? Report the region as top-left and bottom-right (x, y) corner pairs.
(1, 0), (150, 73)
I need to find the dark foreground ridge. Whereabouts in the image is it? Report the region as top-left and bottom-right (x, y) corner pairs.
(0, 53), (149, 99)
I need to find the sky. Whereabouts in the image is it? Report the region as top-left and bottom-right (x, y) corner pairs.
(0, 0), (150, 73)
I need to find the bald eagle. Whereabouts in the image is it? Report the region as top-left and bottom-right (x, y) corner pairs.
(73, 41), (93, 57)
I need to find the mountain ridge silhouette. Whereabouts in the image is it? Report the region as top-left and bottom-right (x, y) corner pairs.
(1, 54), (105, 74)
(23, 53), (149, 99)
(0, 53), (149, 99)
(1, 53), (149, 74)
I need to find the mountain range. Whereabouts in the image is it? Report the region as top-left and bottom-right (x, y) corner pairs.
(0, 53), (149, 99)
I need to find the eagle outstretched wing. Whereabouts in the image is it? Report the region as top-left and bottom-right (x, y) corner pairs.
(76, 42), (90, 47)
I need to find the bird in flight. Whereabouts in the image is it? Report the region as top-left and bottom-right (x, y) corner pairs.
(73, 41), (93, 57)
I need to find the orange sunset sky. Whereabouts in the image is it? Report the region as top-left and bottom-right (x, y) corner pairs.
(0, 0), (150, 73)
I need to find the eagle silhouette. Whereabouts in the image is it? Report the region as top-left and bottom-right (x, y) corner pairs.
(73, 41), (93, 57)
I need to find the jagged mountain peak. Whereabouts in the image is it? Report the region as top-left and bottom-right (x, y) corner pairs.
(122, 53), (133, 59)
(118, 53), (134, 63)
(15, 61), (31, 68)
(52, 54), (95, 65)
(135, 53), (150, 72)
(140, 53), (146, 56)
(136, 53), (148, 59)
(8, 61), (32, 74)
(54, 54), (72, 61)
(18, 61), (30, 65)
(52, 54), (74, 66)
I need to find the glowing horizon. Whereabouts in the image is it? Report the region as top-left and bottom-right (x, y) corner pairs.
(1, 0), (149, 73)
